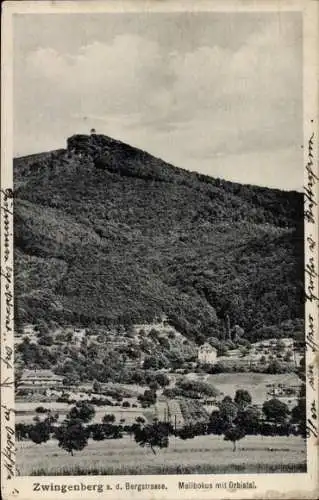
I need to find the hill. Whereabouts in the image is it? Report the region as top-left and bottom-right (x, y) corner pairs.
(13, 133), (304, 342)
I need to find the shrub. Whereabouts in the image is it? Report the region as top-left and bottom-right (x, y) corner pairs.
(262, 398), (289, 423)
(68, 402), (95, 423)
(90, 424), (105, 441)
(177, 379), (219, 398)
(102, 414), (115, 424)
(267, 360), (285, 374)
(154, 372), (170, 387)
(138, 389), (157, 406)
(136, 416), (145, 424)
(15, 423), (31, 441)
(35, 406), (49, 414)
(38, 335), (54, 346)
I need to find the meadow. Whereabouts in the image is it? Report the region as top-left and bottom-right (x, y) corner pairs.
(205, 373), (301, 404)
(15, 403), (145, 425)
(16, 434), (306, 476)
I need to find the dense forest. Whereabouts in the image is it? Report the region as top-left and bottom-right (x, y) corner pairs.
(13, 133), (304, 343)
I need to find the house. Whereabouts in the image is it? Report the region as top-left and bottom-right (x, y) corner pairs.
(19, 369), (63, 390)
(198, 343), (218, 364)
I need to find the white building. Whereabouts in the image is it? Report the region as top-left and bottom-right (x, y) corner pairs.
(198, 343), (218, 364)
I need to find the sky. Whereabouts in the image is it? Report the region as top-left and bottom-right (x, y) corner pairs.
(13, 12), (303, 190)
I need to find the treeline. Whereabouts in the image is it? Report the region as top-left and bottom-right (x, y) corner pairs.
(16, 386), (306, 455)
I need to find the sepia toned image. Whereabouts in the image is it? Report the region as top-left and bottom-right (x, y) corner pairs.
(1, 1), (318, 499)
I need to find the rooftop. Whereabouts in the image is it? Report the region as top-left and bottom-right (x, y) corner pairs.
(21, 369), (63, 380)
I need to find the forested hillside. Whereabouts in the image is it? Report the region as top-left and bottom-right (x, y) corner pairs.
(14, 133), (304, 342)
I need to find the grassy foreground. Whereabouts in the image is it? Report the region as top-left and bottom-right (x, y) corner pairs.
(16, 435), (306, 476)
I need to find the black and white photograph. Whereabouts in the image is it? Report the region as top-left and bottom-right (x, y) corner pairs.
(1, 1), (318, 499)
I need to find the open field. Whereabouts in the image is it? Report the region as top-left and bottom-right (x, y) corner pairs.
(16, 435), (306, 476)
(15, 400), (146, 425)
(15, 371), (302, 425)
(205, 373), (301, 404)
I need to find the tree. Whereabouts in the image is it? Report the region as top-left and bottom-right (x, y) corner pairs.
(135, 416), (145, 424)
(143, 355), (160, 370)
(57, 419), (88, 456)
(102, 413), (115, 424)
(234, 389), (252, 409)
(100, 422), (116, 438)
(291, 384), (306, 437)
(262, 398), (289, 424)
(155, 372), (170, 387)
(90, 424), (105, 441)
(208, 336), (221, 349)
(93, 380), (102, 393)
(38, 336), (54, 346)
(62, 372), (81, 386)
(138, 389), (157, 407)
(45, 412), (59, 425)
(224, 425), (246, 451)
(284, 350), (293, 362)
(217, 343), (229, 356)
(133, 421), (170, 454)
(219, 396), (238, 425)
(267, 359), (285, 374)
(232, 325), (244, 341)
(235, 407), (261, 435)
(149, 328), (159, 341)
(68, 402), (95, 423)
(131, 369), (146, 385)
(209, 394), (254, 449)
(178, 424), (197, 440)
(297, 356), (306, 382)
(29, 421), (51, 445)
(35, 406), (49, 414)
(208, 410), (227, 435)
(15, 423), (29, 441)
(35, 319), (49, 336)
(149, 381), (159, 391)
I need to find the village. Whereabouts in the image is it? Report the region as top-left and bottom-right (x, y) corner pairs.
(15, 317), (304, 433)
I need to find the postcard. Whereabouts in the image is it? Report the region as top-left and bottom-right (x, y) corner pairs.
(1, 1), (318, 499)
